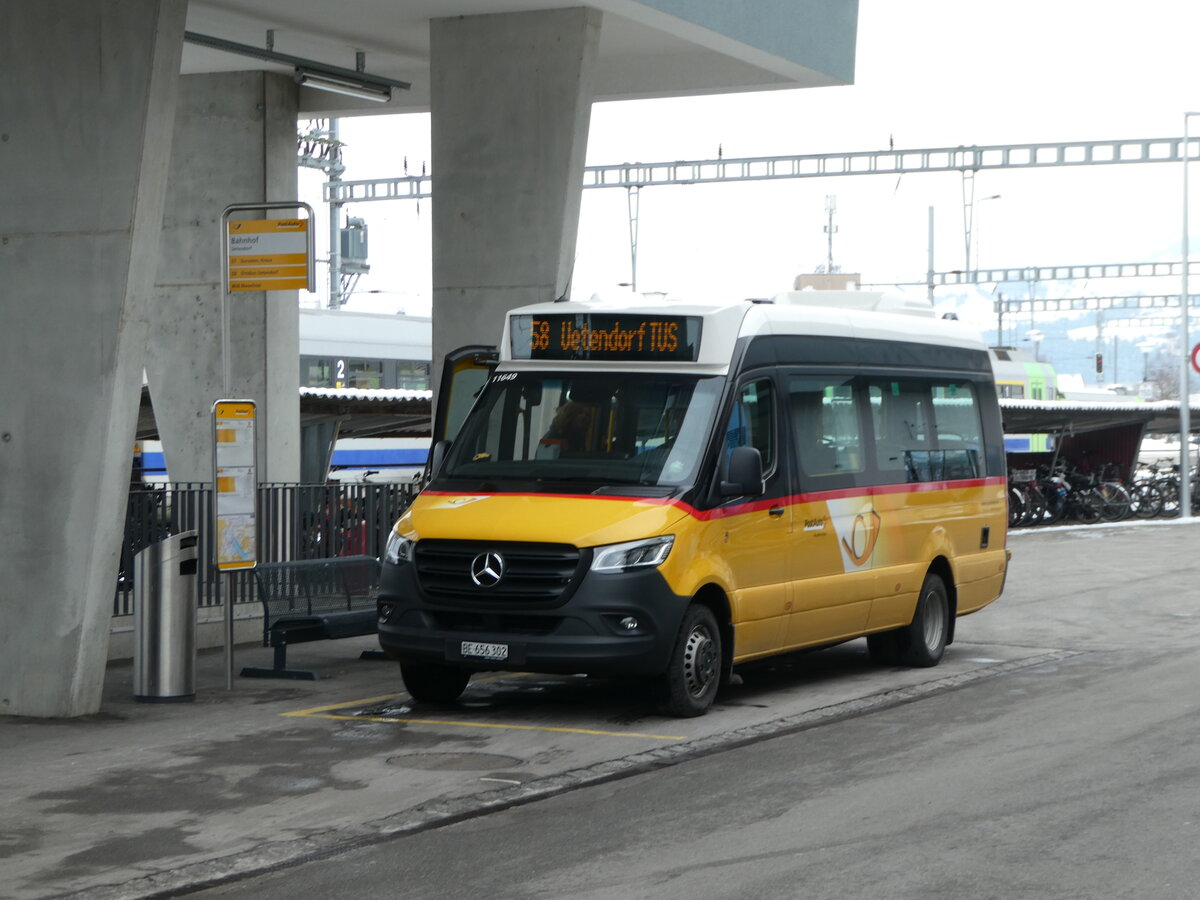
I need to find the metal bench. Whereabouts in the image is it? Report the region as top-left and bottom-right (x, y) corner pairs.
(240, 555), (386, 680)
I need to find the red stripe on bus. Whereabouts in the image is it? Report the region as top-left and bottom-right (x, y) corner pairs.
(421, 475), (1005, 522)
(420, 489), (678, 505)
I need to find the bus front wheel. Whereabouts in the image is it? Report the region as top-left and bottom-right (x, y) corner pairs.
(659, 604), (722, 718)
(400, 662), (470, 705)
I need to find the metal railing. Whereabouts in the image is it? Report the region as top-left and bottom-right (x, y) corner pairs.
(114, 481), (417, 616)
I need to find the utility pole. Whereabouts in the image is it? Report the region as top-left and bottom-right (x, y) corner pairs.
(926, 206), (935, 304)
(627, 185), (640, 292)
(328, 120), (343, 309)
(297, 118), (346, 308)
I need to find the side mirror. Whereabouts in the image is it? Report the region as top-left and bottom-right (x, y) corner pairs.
(720, 446), (765, 497)
(522, 382), (543, 407)
(427, 439), (451, 481)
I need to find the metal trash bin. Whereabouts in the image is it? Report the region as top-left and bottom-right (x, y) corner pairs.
(133, 530), (199, 702)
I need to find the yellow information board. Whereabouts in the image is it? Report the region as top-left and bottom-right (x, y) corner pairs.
(226, 218), (310, 292)
(213, 400), (257, 571)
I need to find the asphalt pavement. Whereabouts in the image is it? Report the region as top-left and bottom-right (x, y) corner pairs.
(2, 519), (1196, 900)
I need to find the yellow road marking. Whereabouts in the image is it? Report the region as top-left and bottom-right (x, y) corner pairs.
(293, 710), (684, 740)
(281, 672), (521, 717)
(281, 692), (411, 717)
(282, 688), (684, 740)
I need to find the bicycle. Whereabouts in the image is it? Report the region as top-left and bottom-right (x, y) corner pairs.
(1091, 462), (1133, 522)
(1008, 469), (1046, 527)
(1128, 461), (1165, 519)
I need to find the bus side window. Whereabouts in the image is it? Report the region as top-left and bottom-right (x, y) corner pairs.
(931, 381), (983, 479)
(725, 379), (775, 475)
(789, 376), (862, 478)
(869, 380), (933, 481)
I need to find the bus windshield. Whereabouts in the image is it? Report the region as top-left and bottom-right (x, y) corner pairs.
(439, 371), (723, 491)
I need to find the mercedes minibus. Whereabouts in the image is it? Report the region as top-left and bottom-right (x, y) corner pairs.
(377, 290), (1009, 716)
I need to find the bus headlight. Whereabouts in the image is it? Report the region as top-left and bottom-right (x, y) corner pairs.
(384, 530), (415, 565)
(591, 535), (674, 573)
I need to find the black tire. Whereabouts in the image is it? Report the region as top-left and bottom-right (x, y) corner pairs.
(895, 573), (950, 667)
(659, 604), (722, 718)
(1040, 480), (1069, 525)
(1072, 490), (1104, 524)
(1007, 486), (1025, 528)
(1020, 483), (1047, 526)
(1096, 481), (1132, 522)
(400, 662), (470, 705)
(1130, 481), (1162, 519)
(1158, 478), (1180, 517)
(866, 630), (902, 665)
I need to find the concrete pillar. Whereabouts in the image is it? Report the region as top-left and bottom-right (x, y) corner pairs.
(148, 72), (301, 485)
(429, 8), (601, 388)
(300, 418), (343, 485)
(0, 1), (186, 717)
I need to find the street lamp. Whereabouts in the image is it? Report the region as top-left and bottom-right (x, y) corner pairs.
(1138, 340), (1156, 385)
(1180, 112), (1198, 518)
(973, 194), (1002, 274)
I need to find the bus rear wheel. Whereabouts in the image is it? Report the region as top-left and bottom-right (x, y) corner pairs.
(866, 631), (901, 665)
(868, 573), (949, 668)
(400, 662), (470, 705)
(659, 604), (721, 718)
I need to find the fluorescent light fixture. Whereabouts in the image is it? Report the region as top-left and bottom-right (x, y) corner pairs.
(296, 69), (392, 103)
(183, 32), (409, 103)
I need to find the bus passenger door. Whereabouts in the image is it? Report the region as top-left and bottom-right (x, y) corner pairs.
(433, 345), (499, 445)
(717, 378), (790, 658)
(784, 374), (874, 648)
(426, 345), (498, 480)
(864, 378), (938, 631)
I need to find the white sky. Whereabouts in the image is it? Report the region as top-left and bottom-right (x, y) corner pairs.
(300, 0), (1200, 376)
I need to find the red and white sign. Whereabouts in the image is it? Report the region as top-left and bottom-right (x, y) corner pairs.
(1192, 342), (1200, 375)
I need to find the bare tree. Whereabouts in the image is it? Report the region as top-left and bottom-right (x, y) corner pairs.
(1145, 351), (1198, 402)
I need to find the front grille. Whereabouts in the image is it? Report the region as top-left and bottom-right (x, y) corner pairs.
(414, 540), (584, 605)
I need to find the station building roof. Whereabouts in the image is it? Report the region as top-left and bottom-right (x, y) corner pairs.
(999, 398), (1198, 437)
(136, 386), (433, 441)
(182, 0), (859, 115)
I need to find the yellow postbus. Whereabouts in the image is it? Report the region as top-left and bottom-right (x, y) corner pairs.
(378, 291), (1010, 716)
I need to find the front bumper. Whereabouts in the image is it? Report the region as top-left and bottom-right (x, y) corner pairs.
(376, 556), (689, 677)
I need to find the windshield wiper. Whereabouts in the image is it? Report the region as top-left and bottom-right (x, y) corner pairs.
(590, 484), (675, 497)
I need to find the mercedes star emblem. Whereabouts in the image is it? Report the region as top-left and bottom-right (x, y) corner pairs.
(469, 551), (505, 588)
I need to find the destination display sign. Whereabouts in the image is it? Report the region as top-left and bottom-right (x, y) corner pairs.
(510, 313), (702, 362)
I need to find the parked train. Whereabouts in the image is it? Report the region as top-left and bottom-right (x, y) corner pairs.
(989, 347), (1058, 402)
(989, 347), (1057, 453)
(299, 307), (432, 392)
(300, 308), (432, 482)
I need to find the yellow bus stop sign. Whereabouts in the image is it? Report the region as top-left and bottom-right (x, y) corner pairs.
(213, 400), (257, 571)
(226, 218), (310, 292)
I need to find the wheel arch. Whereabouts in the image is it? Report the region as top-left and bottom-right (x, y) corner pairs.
(692, 583), (734, 680)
